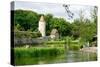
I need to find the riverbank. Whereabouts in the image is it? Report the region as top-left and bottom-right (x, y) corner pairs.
(14, 47), (65, 58)
(80, 47), (97, 53)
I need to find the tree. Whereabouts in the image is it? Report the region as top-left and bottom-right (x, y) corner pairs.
(44, 14), (53, 35)
(71, 9), (96, 42)
(91, 6), (98, 23)
(14, 10), (39, 31)
(49, 18), (72, 37)
(71, 19), (81, 39)
(78, 10), (85, 23)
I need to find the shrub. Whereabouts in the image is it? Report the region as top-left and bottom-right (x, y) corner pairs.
(14, 31), (41, 38)
(69, 45), (80, 51)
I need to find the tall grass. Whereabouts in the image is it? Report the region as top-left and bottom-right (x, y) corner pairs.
(43, 40), (81, 50)
(44, 40), (81, 48)
(69, 45), (80, 50)
(14, 47), (65, 59)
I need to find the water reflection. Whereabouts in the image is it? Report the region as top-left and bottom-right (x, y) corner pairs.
(15, 51), (97, 66)
(65, 51), (97, 62)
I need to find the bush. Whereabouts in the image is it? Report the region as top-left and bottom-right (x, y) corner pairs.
(69, 45), (80, 51)
(14, 31), (41, 38)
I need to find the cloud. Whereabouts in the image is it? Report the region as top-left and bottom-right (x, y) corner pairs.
(14, 1), (94, 22)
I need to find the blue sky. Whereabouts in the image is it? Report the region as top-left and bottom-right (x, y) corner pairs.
(14, 1), (94, 22)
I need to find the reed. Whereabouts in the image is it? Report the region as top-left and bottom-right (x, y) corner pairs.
(15, 47), (65, 58)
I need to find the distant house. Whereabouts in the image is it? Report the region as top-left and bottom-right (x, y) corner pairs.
(50, 29), (59, 40)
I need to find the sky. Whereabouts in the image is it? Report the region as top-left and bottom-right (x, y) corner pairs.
(13, 1), (94, 22)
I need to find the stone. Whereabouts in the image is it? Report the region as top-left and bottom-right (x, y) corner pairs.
(50, 29), (59, 40)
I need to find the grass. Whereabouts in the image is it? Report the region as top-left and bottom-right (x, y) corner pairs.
(43, 40), (81, 50)
(14, 47), (65, 59)
(14, 39), (82, 60)
(14, 47), (65, 65)
(69, 45), (80, 51)
(46, 41), (65, 44)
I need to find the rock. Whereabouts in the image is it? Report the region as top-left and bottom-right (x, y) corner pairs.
(50, 29), (59, 40)
(80, 47), (97, 53)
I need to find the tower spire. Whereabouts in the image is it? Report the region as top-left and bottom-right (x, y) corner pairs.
(39, 15), (45, 22)
(38, 15), (46, 37)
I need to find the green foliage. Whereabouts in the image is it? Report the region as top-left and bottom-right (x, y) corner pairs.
(14, 10), (72, 36)
(71, 19), (81, 39)
(71, 12), (97, 42)
(14, 31), (41, 38)
(49, 18), (72, 36)
(44, 41), (65, 47)
(69, 45), (80, 50)
(79, 22), (96, 42)
(45, 14), (53, 35)
(14, 47), (64, 58)
(14, 10), (39, 31)
(46, 41), (65, 44)
(14, 9), (97, 43)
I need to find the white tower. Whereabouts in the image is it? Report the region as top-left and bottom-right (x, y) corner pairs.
(38, 15), (46, 37)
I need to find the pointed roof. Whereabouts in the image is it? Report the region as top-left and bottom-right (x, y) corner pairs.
(39, 15), (45, 22)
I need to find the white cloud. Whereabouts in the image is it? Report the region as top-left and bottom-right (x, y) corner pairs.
(14, 1), (94, 22)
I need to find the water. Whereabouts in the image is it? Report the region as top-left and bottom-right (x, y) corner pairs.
(15, 51), (97, 66)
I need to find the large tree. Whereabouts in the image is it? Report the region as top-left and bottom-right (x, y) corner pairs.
(49, 17), (72, 36)
(14, 10), (39, 31)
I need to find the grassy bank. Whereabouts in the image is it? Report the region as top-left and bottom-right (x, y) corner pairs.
(14, 47), (65, 58)
(44, 40), (81, 50)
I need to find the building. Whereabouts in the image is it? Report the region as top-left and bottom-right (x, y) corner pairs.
(38, 15), (46, 37)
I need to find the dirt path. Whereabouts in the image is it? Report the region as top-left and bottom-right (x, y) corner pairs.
(80, 47), (97, 53)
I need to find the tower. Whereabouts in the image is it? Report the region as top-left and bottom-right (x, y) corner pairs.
(38, 15), (46, 37)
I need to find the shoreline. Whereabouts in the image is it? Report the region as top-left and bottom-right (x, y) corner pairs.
(80, 47), (97, 53)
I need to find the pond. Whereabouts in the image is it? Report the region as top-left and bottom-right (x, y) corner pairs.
(15, 50), (97, 66)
